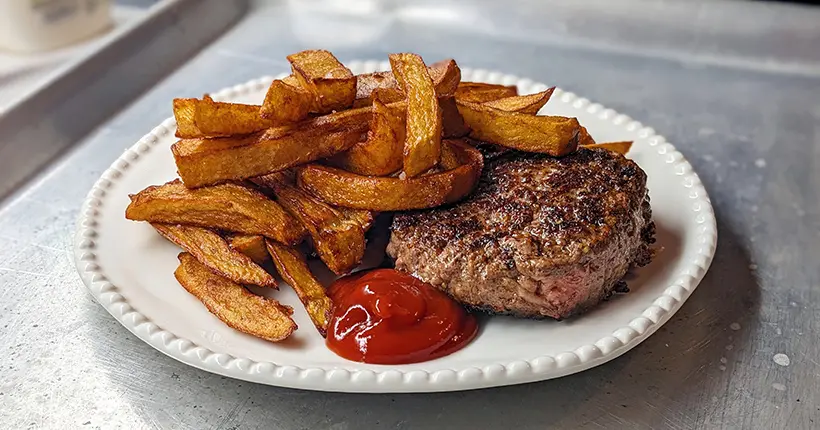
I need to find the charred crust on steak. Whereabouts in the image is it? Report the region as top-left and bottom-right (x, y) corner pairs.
(388, 148), (656, 320)
(392, 148), (648, 266)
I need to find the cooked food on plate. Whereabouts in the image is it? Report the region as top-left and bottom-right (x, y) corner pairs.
(296, 138), (484, 211)
(252, 171), (367, 276)
(174, 252), (296, 342)
(125, 179), (305, 245)
(153, 223), (277, 288)
(388, 147), (655, 319)
(326, 269), (477, 364)
(266, 240), (333, 336)
(125, 49), (654, 364)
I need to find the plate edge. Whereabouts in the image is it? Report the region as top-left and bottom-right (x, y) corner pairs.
(72, 60), (718, 392)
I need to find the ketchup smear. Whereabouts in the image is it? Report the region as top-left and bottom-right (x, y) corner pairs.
(326, 269), (477, 364)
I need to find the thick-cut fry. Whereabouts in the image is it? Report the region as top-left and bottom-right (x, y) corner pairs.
(389, 53), (443, 177)
(483, 87), (554, 114)
(153, 223), (276, 287)
(175, 252), (296, 342)
(173, 96), (274, 139)
(125, 180), (305, 244)
(578, 125), (596, 146)
(329, 97), (405, 176)
(355, 71), (399, 107)
(428, 59), (461, 98)
(259, 75), (312, 122)
(297, 139), (483, 211)
(440, 96), (470, 138)
(172, 107), (370, 188)
(455, 82), (518, 103)
(438, 139), (461, 170)
(457, 101), (580, 156)
(228, 234), (270, 266)
(353, 59), (461, 107)
(266, 241), (333, 336)
(585, 141), (633, 155)
(288, 50), (356, 113)
(340, 208), (376, 232)
(252, 174), (366, 275)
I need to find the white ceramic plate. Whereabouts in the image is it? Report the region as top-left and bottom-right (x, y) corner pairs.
(74, 61), (717, 393)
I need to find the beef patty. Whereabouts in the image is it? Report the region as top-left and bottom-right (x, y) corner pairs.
(387, 147), (655, 319)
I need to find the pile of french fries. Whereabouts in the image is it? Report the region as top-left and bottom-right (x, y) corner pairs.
(125, 50), (631, 342)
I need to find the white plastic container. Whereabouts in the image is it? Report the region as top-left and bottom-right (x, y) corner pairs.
(0, 0), (112, 53)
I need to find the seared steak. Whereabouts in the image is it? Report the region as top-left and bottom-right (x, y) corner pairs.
(387, 148), (654, 319)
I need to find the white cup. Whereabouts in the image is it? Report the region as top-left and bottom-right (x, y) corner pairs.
(0, 0), (112, 53)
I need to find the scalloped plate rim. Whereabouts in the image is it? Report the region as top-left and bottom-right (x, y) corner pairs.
(73, 61), (717, 393)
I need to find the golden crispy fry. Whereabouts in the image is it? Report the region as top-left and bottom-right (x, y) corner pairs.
(153, 223), (276, 287)
(355, 71), (398, 106)
(175, 252), (296, 342)
(585, 141), (633, 155)
(353, 59), (461, 107)
(389, 53), (443, 177)
(455, 82), (518, 103)
(252, 174), (365, 275)
(440, 96), (470, 138)
(172, 107), (370, 188)
(329, 97), (405, 176)
(340, 208), (376, 232)
(266, 241), (333, 336)
(457, 101), (580, 156)
(428, 59), (461, 97)
(483, 87), (554, 114)
(125, 180), (305, 244)
(578, 125), (596, 146)
(259, 76), (312, 122)
(438, 139), (461, 170)
(287, 50), (356, 114)
(228, 234), (270, 266)
(173, 96), (273, 139)
(297, 139), (483, 211)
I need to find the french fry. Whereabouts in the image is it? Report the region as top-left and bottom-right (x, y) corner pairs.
(353, 59), (461, 107)
(125, 180), (305, 244)
(329, 96), (405, 176)
(172, 107), (370, 188)
(252, 174), (366, 275)
(585, 141), (633, 155)
(259, 75), (312, 122)
(438, 139), (462, 170)
(457, 101), (580, 156)
(340, 208), (376, 232)
(440, 96), (470, 138)
(297, 139), (483, 211)
(483, 87), (554, 114)
(288, 50), (356, 113)
(389, 53), (443, 177)
(153, 224), (276, 287)
(455, 82), (518, 103)
(173, 96), (273, 139)
(228, 234), (270, 266)
(578, 125), (596, 146)
(428, 59), (461, 98)
(175, 252), (296, 342)
(355, 71), (399, 107)
(266, 241), (333, 336)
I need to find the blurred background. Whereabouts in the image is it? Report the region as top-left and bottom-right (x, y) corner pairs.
(0, 1), (818, 429)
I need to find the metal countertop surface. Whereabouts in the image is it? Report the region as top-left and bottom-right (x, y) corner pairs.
(1, 0), (819, 428)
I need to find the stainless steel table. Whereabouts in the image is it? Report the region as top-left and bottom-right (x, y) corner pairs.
(2, 1), (819, 428)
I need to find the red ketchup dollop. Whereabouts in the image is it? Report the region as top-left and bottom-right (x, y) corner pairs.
(326, 269), (477, 364)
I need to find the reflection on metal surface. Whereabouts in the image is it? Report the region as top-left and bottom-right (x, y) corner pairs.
(288, 0), (391, 47)
(0, 0), (248, 202)
(1, 0), (819, 427)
